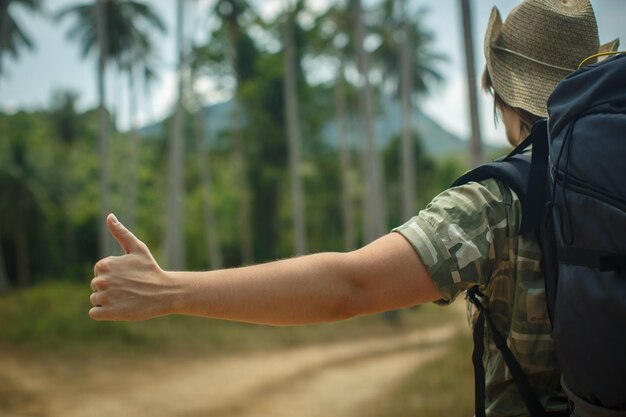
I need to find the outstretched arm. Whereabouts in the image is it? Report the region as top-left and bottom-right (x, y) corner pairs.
(90, 214), (442, 324)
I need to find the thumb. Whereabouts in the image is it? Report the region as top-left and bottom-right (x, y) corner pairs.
(107, 213), (145, 255)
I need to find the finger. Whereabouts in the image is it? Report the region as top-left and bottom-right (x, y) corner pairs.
(106, 213), (146, 255)
(89, 306), (108, 321)
(93, 257), (112, 276)
(91, 277), (106, 292)
(91, 277), (98, 292)
(90, 291), (106, 307)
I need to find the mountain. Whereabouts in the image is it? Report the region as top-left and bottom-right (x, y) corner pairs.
(321, 97), (472, 157)
(139, 98), (497, 158)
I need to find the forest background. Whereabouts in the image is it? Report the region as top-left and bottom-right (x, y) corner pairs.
(0, 0), (500, 289)
(1, 1), (625, 415)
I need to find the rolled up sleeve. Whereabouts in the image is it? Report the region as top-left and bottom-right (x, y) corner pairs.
(393, 179), (517, 305)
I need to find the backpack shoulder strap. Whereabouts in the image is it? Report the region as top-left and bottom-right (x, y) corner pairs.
(451, 120), (549, 235)
(468, 287), (548, 417)
(452, 121), (551, 417)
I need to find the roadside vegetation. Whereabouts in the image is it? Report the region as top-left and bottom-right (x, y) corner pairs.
(0, 281), (466, 355)
(363, 327), (474, 416)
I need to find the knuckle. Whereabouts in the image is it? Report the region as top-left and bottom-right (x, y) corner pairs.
(96, 256), (118, 273)
(95, 259), (109, 273)
(97, 292), (109, 305)
(91, 277), (107, 291)
(90, 291), (102, 306)
(89, 292), (99, 306)
(137, 241), (149, 253)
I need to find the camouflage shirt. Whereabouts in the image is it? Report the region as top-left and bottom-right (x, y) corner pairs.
(393, 178), (568, 417)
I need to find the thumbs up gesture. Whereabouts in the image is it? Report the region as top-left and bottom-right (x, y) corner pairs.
(90, 214), (176, 321)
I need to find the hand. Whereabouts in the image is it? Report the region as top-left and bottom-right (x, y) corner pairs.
(89, 214), (176, 321)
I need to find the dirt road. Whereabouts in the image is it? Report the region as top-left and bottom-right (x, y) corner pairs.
(0, 320), (463, 417)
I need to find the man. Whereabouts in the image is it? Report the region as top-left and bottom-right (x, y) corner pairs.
(90, 1), (617, 415)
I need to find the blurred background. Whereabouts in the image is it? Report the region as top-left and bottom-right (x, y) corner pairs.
(0, 1), (624, 416)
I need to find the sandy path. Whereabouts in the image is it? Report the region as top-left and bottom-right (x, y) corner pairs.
(0, 321), (463, 417)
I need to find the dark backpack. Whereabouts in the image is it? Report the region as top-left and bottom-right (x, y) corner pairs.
(452, 53), (626, 417)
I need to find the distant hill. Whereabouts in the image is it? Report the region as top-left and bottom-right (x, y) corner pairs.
(139, 98), (499, 158)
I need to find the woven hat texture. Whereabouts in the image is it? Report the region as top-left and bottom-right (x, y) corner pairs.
(484, 0), (619, 117)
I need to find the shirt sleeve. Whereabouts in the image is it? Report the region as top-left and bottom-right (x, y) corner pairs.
(392, 178), (519, 305)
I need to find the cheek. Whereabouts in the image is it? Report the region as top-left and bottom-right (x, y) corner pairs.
(505, 123), (518, 146)
(502, 110), (521, 146)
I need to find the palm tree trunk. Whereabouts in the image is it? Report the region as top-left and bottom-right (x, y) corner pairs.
(0, 234), (9, 293)
(352, 0), (386, 243)
(165, 0), (186, 270)
(460, 0), (483, 167)
(399, 3), (416, 220)
(15, 188), (30, 286)
(231, 103), (253, 265)
(225, 17), (254, 265)
(0, 204), (10, 292)
(126, 69), (139, 232)
(335, 55), (356, 251)
(0, 9), (8, 290)
(96, 0), (111, 258)
(194, 111), (223, 269)
(0, 50), (3, 97)
(283, 11), (307, 256)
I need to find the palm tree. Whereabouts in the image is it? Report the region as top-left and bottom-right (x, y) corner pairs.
(58, 0), (109, 258)
(0, 114), (50, 288)
(213, 0), (256, 264)
(0, 0), (41, 95)
(0, 202), (9, 292)
(0, 236), (8, 292)
(311, 1), (356, 251)
(56, 0), (167, 258)
(351, 0), (385, 243)
(187, 19), (224, 270)
(164, 0), (186, 269)
(372, 1), (444, 219)
(399, 4), (416, 221)
(460, 0), (483, 167)
(117, 11), (165, 233)
(193, 108), (223, 270)
(49, 89), (83, 268)
(283, 2), (307, 256)
(0, 0), (41, 290)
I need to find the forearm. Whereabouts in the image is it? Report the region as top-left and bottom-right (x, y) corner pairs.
(92, 217), (441, 323)
(167, 252), (367, 325)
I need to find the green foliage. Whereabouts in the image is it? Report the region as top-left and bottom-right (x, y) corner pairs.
(0, 282), (138, 347)
(55, 0), (166, 66)
(0, 0), (42, 64)
(383, 132), (468, 227)
(0, 281), (461, 355)
(0, 95), (470, 284)
(0, 0), (470, 285)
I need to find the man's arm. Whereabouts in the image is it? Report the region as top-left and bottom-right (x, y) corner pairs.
(89, 214), (442, 324)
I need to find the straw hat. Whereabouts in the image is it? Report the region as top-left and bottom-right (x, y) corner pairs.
(484, 0), (619, 117)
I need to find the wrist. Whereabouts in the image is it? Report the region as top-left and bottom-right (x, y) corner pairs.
(159, 269), (188, 316)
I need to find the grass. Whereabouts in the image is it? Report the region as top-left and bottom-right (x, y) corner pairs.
(0, 282), (467, 356)
(0, 282), (474, 417)
(363, 327), (474, 417)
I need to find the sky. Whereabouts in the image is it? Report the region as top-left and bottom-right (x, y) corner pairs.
(1, 0), (625, 146)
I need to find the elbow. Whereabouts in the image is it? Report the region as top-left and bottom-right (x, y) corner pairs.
(334, 286), (375, 321)
(330, 259), (379, 321)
